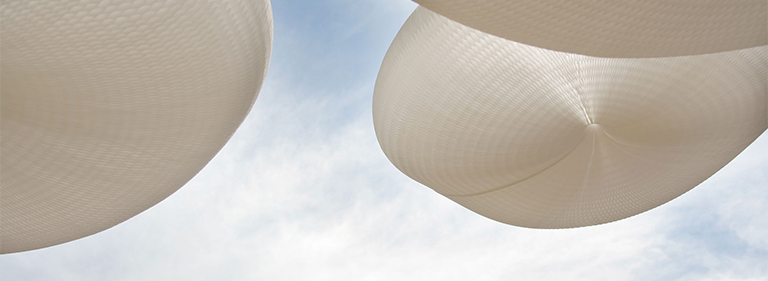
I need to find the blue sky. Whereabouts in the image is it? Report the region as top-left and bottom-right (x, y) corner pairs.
(2, 1), (767, 280)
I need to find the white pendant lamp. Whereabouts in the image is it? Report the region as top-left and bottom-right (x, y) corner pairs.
(373, 7), (767, 228)
(1, 0), (272, 253)
(415, 0), (767, 58)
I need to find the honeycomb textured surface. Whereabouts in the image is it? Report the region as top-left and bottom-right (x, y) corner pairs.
(415, 0), (767, 58)
(1, 0), (272, 253)
(373, 8), (768, 228)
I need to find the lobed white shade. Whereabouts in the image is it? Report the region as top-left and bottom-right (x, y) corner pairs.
(415, 0), (768, 58)
(1, 0), (272, 253)
(373, 8), (768, 228)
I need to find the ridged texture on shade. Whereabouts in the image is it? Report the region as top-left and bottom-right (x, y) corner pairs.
(373, 8), (768, 228)
(415, 0), (768, 58)
(1, 0), (272, 253)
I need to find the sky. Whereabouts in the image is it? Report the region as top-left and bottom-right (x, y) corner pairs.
(2, 1), (768, 280)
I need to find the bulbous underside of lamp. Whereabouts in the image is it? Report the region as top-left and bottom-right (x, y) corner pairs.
(373, 7), (767, 228)
(1, 0), (272, 253)
(415, 0), (767, 58)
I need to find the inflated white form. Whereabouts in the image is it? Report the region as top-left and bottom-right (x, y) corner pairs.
(1, 0), (272, 253)
(415, 0), (767, 58)
(373, 8), (767, 228)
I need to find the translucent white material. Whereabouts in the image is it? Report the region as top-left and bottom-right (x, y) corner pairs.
(415, 0), (767, 58)
(373, 8), (768, 228)
(1, 0), (272, 253)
